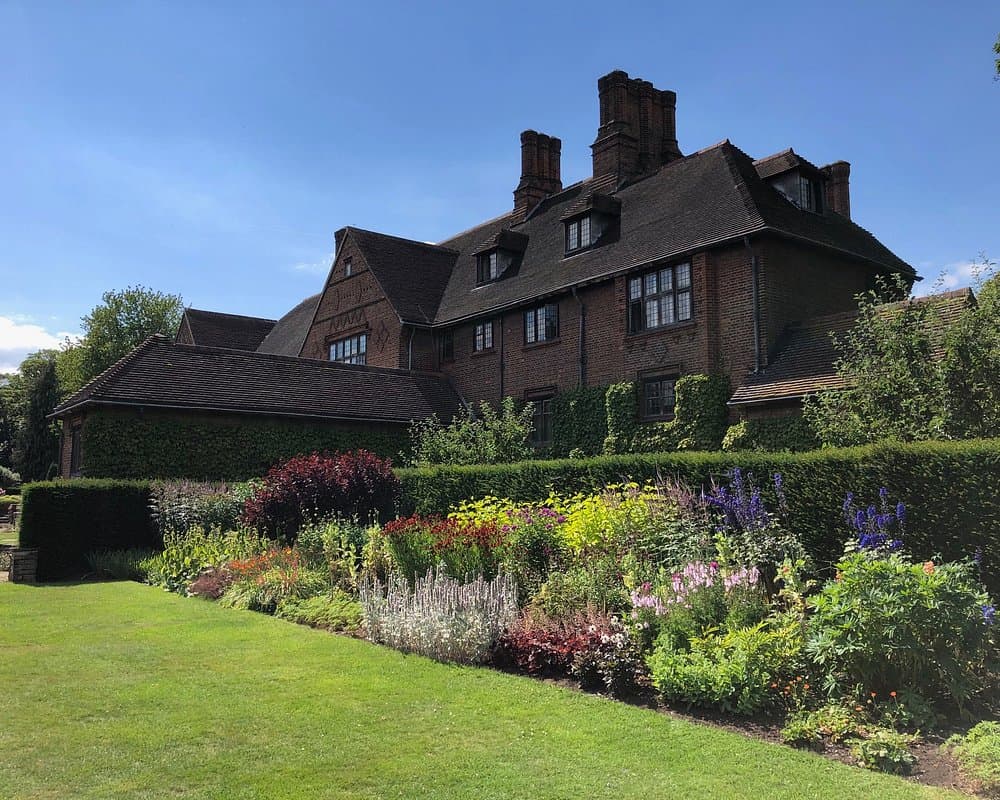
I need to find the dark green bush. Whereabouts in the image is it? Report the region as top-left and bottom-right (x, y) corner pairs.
(80, 411), (409, 480)
(722, 417), (820, 453)
(19, 479), (159, 580)
(398, 439), (1000, 592)
(549, 386), (608, 458)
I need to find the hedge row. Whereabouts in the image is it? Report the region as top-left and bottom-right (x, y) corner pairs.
(81, 411), (410, 480)
(398, 439), (1000, 590)
(19, 480), (159, 580)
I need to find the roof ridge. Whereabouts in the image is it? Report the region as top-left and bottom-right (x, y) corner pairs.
(173, 339), (449, 379)
(186, 308), (277, 324)
(437, 210), (519, 246)
(52, 335), (168, 415)
(349, 226), (460, 255)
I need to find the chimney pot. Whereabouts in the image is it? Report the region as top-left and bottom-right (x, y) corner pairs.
(514, 130), (562, 220)
(821, 161), (851, 219)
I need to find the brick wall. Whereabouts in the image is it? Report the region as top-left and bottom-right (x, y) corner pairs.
(58, 411), (85, 478)
(300, 234), (408, 368)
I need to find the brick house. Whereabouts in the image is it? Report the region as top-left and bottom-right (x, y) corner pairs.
(53, 70), (915, 478)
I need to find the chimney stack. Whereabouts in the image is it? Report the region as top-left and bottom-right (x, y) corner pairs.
(821, 161), (851, 219)
(513, 130), (562, 220)
(591, 70), (681, 183)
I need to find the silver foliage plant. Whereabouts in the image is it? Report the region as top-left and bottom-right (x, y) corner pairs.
(360, 568), (519, 664)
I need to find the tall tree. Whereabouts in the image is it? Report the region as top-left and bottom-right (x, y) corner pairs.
(78, 285), (183, 382)
(8, 351), (61, 481)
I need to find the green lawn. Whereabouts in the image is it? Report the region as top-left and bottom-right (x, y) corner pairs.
(0, 583), (961, 800)
(0, 527), (17, 546)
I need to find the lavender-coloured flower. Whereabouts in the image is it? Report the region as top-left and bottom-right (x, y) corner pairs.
(983, 605), (996, 626)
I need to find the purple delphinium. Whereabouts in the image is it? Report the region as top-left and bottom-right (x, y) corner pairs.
(983, 605), (996, 626)
(845, 488), (906, 556)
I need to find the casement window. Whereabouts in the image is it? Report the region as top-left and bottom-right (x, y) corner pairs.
(627, 263), (692, 333)
(524, 303), (559, 344)
(565, 215), (592, 253)
(641, 375), (678, 420)
(329, 332), (367, 365)
(69, 425), (82, 477)
(527, 393), (554, 446)
(473, 320), (494, 352)
(798, 176), (821, 212)
(477, 251), (500, 284)
(438, 330), (454, 363)
(344, 257), (353, 277)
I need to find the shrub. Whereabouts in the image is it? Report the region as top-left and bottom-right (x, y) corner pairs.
(382, 515), (504, 582)
(243, 451), (400, 539)
(407, 397), (534, 467)
(0, 465), (21, 487)
(295, 517), (370, 593)
(646, 615), (805, 715)
(781, 705), (867, 748)
(0, 495), (19, 513)
(186, 567), (234, 600)
(530, 558), (628, 617)
(849, 729), (917, 775)
(19, 479), (158, 580)
(142, 526), (269, 594)
(722, 417), (819, 453)
(85, 548), (155, 581)
(219, 547), (329, 613)
(150, 480), (252, 537)
(275, 591), (363, 633)
(360, 569), (518, 664)
(945, 721), (1000, 794)
(806, 551), (995, 707)
(500, 609), (646, 696)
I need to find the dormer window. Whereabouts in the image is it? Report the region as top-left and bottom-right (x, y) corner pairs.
(798, 175), (821, 213)
(477, 250), (501, 284)
(565, 215), (592, 253)
(562, 193), (621, 256)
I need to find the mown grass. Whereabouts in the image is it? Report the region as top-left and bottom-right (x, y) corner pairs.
(0, 582), (961, 799)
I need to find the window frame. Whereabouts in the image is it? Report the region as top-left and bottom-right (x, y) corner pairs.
(473, 320), (494, 352)
(523, 303), (559, 345)
(438, 329), (454, 363)
(526, 390), (555, 447)
(344, 257), (353, 277)
(640, 374), (678, 421)
(328, 332), (368, 365)
(564, 213), (593, 254)
(477, 250), (500, 284)
(69, 424), (82, 477)
(627, 262), (693, 334)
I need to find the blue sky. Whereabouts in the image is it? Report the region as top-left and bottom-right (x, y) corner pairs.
(1, 0), (998, 371)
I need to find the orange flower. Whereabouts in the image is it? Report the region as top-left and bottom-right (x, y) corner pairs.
(923, 560), (935, 575)
(890, 691), (897, 698)
(803, 684), (810, 690)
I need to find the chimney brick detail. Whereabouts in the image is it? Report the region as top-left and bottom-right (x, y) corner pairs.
(821, 161), (851, 219)
(514, 130), (562, 220)
(592, 70), (681, 183)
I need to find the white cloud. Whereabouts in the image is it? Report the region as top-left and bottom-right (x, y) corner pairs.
(916, 259), (994, 296)
(288, 253), (333, 276)
(0, 316), (78, 374)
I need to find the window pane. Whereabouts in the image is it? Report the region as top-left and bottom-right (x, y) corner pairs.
(676, 263), (691, 288)
(567, 222), (579, 251)
(660, 268), (672, 292)
(677, 290), (692, 321)
(644, 273), (657, 296)
(645, 298), (660, 328)
(661, 296), (675, 325)
(525, 310), (535, 343)
(580, 216), (590, 247)
(629, 277), (641, 300)
(544, 305), (558, 340)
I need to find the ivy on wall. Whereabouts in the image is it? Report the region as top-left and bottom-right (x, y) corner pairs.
(548, 386), (608, 458)
(80, 411), (411, 480)
(604, 374), (730, 454)
(722, 416), (820, 453)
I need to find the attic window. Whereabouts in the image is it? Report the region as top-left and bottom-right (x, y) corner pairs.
(563, 195), (620, 256)
(798, 176), (822, 213)
(565, 215), (592, 253)
(477, 251), (500, 283)
(344, 257), (353, 277)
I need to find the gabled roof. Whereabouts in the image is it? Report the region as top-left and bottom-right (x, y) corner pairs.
(52, 335), (463, 424)
(347, 228), (459, 325)
(178, 308), (275, 351)
(256, 293), (321, 357)
(431, 140), (914, 324)
(729, 289), (974, 406)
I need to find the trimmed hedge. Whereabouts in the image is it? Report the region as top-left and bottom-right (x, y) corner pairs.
(722, 417), (820, 453)
(19, 480), (159, 580)
(398, 439), (1000, 592)
(81, 411), (410, 480)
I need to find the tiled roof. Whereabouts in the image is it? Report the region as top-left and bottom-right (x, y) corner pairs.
(753, 148), (821, 179)
(427, 141), (913, 324)
(348, 228), (458, 325)
(256, 293), (321, 357)
(179, 308), (275, 351)
(52, 335), (463, 424)
(729, 289), (974, 405)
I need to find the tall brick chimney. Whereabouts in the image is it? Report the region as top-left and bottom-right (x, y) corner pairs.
(821, 161), (851, 219)
(513, 130), (562, 220)
(591, 70), (681, 183)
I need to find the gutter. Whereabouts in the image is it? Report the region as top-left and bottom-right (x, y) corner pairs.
(571, 286), (586, 386)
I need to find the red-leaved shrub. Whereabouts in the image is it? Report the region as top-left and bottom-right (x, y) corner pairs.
(498, 608), (616, 675)
(242, 451), (400, 538)
(187, 567), (234, 600)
